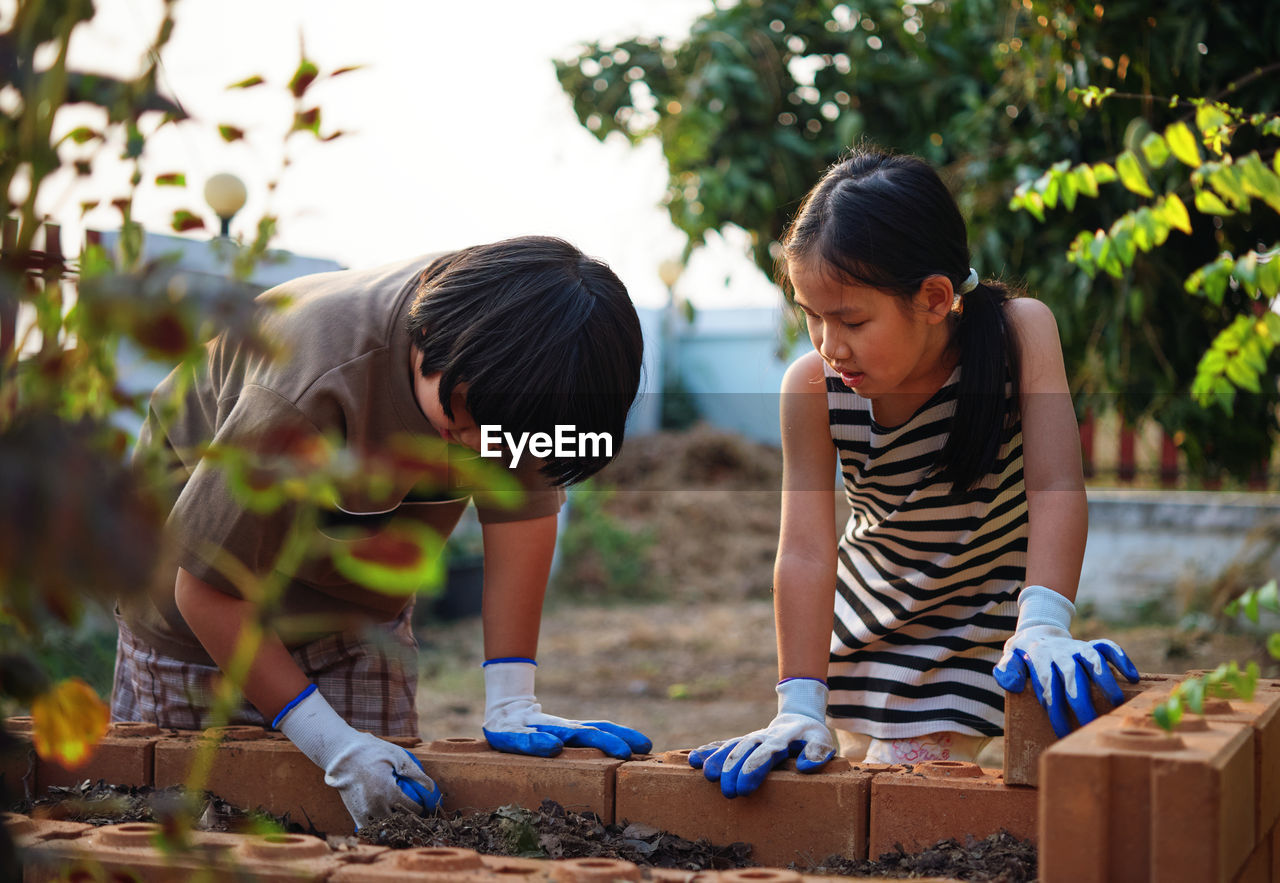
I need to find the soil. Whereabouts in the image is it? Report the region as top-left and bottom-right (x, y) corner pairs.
(12, 785), (1034, 878)
(12, 779), (310, 835)
(358, 799), (753, 871)
(815, 831), (1037, 881)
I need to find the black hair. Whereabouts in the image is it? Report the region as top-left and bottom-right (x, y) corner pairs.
(778, 146), (1020, 493)
(406, 236), (643, 486)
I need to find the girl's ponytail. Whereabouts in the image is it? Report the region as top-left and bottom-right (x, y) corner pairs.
(937, 280), (1020, 494)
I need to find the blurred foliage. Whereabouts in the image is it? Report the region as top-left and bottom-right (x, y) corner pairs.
(0, 0), (460, 796)
(552, 481), (660, 603)
(556, 0), (1280, 479)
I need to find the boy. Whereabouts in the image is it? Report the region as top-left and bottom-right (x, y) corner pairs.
(111, 236), (650, 829)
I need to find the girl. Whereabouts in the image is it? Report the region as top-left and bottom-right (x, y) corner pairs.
(690, 148), (1139, 798)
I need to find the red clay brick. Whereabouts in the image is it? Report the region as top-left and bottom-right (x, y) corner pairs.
(19, 821), (367, 882)
(868, 761), (1036, 857)
(1003, 672), (1180, 787)
(614, 748), (877, 868)
(6, 716), (171, 793)
(1121, 688), (1280, 843)
(411, 737), (625, 823)
(1038, 705), (1255, 883)
(153, 724), (357, 835)
(1233, 828), (1272, 883)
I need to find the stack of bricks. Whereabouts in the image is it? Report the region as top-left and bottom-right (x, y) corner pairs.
(1033, 675), (1280, 883)
(3, 673), (1270, 880)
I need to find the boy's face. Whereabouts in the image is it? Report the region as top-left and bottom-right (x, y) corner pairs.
(411, 348), (481, 450)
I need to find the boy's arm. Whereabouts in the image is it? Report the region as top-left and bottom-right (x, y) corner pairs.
(174, 567), (309, 718)
(175, 568), (440, 829)
(477, 512), (651, 759)
(689, 351), (837, 798)
(993, 299), (1139, 737)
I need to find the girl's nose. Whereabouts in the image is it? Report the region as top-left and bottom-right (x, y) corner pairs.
(820, 327), (850, 360)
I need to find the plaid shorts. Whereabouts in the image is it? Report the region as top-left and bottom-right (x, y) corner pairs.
(110, 608), (420, 738)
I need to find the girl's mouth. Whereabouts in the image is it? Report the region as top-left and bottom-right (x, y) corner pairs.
(839, 370), (865, 387)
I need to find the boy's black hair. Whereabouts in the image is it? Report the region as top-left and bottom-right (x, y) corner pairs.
(406, 236), (643, 486)
(778, 146), (1020, 493)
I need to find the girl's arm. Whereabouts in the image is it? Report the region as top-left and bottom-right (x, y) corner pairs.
(1007, 298), (1088, 602)
(774, 350), (839, 680)
(996, 298), (1139, 739)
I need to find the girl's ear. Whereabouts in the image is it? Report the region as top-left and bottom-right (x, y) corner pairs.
(915, 275), (955, 324)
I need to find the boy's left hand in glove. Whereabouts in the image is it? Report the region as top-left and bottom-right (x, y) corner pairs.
(481, 658), (652, 759)
(993, 584), (1140, 738)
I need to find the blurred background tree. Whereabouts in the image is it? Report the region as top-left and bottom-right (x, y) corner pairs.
(556, 0), (1280, 481)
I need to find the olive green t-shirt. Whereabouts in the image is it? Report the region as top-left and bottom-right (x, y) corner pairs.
(122, 255), (563, 663)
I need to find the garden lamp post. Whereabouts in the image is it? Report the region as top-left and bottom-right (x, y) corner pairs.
(203, 173), (247, 238)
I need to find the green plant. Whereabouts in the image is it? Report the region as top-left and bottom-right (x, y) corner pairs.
(1010, 89), (1280, 426)
(557, 0), (1280, 479)
(552, 481), (660, 602)
(1149, 578), (1277, 730)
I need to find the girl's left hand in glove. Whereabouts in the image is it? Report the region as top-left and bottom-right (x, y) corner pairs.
(993, 585), (1140, 738)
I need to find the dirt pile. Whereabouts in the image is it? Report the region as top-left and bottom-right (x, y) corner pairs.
(359, 799), (753, 871)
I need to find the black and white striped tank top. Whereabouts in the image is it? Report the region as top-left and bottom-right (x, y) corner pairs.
(824, 362), (1026, 739)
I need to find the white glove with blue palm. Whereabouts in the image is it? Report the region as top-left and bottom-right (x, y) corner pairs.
(275, 684), (441, 831)
(993, 585), (1140, 738)
(481, 658), (652, 759)
(688, 677), (836, 798)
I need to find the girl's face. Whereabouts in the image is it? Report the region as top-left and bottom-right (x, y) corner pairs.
(788, 258), (954, 406)
(411, 347), (482, 450)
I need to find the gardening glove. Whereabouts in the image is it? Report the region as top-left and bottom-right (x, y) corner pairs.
(481, 657), (652, 759)
(993, 584), (1140, 738)
(687, 677), (836, 799)
(274, 684), (442, 830)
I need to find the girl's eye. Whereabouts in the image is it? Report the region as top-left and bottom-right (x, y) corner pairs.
(844, 321), (865, 329)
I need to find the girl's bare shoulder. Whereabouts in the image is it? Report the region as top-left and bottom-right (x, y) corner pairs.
(781, 349), (828, 394)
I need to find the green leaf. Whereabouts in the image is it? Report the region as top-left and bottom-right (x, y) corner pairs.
(1239, 153), (1280, 212)
(1269, 633), (1280, 660)
(1092, 162), (1118, 185)
(1245, 587), (1262, 623)
(154, 173), (186, 187)
(289, 59), (320, 98)
(1260, 579), (1280, 611)
(1164, 121), (1201, 167)
(1181, 677), (1206, 714)
(1116, 152), (1153, 197)
(1209, 166), (1251, 210)
(1196, 103), (1230, 135)
(1151, 697), (1182, 731)
(218, 124), (246, 142)
(1194, 189), (1232, 216)
(59, 126), (100, 145)
(1072, 163), (1099, 198)
(1162, 193), (1192, 234)
(329, 520), (445, 595)
(170, 209), (206, 233)
(227, 75), (265, 89)
(1140, 133), (1170, 169)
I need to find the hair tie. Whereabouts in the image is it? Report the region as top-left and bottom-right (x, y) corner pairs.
(957, 268), (979, 295)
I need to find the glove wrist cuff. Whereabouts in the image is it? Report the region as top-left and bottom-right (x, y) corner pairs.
(1016, 584), (1075, 632)
(276, 688), (356, 770)
(483, 660), (539, 725)
(776, 677), (828, 721)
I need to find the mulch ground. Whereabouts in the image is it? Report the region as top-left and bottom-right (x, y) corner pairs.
(13, 785), (1038, 879)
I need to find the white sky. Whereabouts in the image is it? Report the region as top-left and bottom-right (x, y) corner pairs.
(35, 0), (782, 309)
